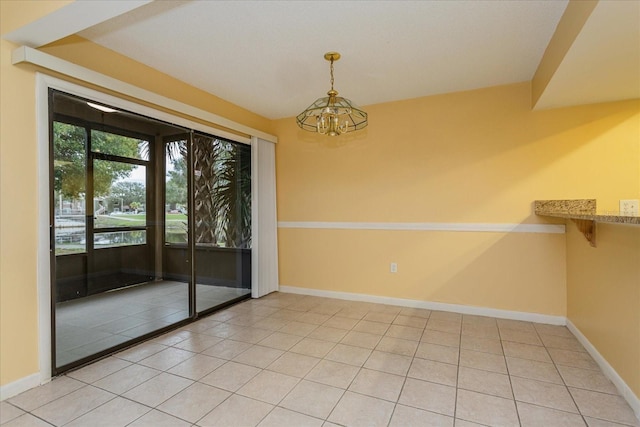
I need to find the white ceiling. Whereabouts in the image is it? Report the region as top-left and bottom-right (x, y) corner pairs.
(4, 1), (639, 119)
(77, 0), (568, 119)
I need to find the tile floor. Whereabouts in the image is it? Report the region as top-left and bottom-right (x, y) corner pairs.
(3, 292), (639, 427)
(56, 281), (250, 366)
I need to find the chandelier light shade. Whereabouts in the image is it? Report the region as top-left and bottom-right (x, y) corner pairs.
(296, 52), (368, 136)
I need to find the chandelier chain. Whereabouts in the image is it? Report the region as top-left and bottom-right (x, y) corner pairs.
(330, 59), (335, 91)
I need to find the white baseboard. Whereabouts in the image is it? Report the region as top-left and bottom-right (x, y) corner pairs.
(0, 373), (41, 401)
(566, 319), (640, 421)
(279, 285), (566, 325)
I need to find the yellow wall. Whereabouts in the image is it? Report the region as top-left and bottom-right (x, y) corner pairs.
(0, 2), (273, 387)
(567, 224), (640, 397)
(274, 83), (639, 316)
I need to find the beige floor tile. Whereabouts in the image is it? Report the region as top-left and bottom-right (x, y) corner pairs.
(8, 376), (85, 411)
(459, 349), (507, 374)
(349, 368), (405, 401)
(335, 308), (369, 320)
(266, 352), (321, 377)
(430, 311), (462, 323)
(323, 316), (359, 330)
(138, 347), (194, 371)
(539, 334), (586, 352)
(252, 317), (290, 331)
(199, 361), (261, 392)
(172, 334), (222, 353)
(369, 303), (402, 314)
(290, 337), (336, 357)
(340, 331), (383, 349)
(506, 356), (563, 384)
(237, 370), (300, 405)
(408, 357), (458, 386)
(584, 417), (639, 427)
(202, 322), (246, 339)
(458, 366), (513, 399)
(394, 314), (428, 328)
(497, 319), (536, 332)
(363, 350), (412, 376)
(461, 323), (500, 340)
(415, 342), (460, 364)
(389, 404), (454, 427)
(31, 385), (114, 426)
(233, 345), (285, 368)
(399, 307), (431, 318)
(548, 348), (600, 371)
(511, 377), (578, 413)
(92, 363), (160, 395)
(297, 312), (331, 325)
(2, 413), (53, 426)
(353, 319), (390, 335)
(307, 326), (348, 342)
(230, 327), (274, 344)
(278, 321), (318, 336)
(499, 328), (543, 346)
(280, 379), (345, 419)
(167, 353), (226, 380)
(517, 401), (586, 427)
(570, 388), (640, 426)
(198, 394), (273, 427)
(398, 378), (456, 416)
(462, 314), (497, 326)
(503, 341), (551, 362)
(257, 407), (323, 427)
(269, 309), (303, 321)
(363, 312), (397, 323)
(115, 342), (167, 362)
(157, 382), (229, 423)
(387, 324), (424, 341)
(66, 356), (131, 384)
(460, 335), (503, 355)
(325, 343), (371, 366)
(427, 319), (463, 335)
(122, 372), (192, 407)
(454, 419), (486, 427)
(202, 339), (252, 359)
(376, 336), (418, 356)
(328, 391), (395, 427)
(0, 402), (24, 425)
(305, 359), (360, 389)
(421, 330), (460, 347)
(557, 365), (618, 394)
(151, 330), (193, 346)
(311, 303), (344, 316)
(456, 389), (519, 427)
(534, 324), (575, 338)
(65, 396), (150, 427)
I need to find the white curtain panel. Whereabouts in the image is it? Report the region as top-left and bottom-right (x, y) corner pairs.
(251, 137), (279, 298)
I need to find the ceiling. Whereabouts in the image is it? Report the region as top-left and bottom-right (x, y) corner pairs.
(4, 1), (639, 119)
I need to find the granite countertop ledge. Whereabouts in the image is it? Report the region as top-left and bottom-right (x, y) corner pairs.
(535, 199), (640, 225)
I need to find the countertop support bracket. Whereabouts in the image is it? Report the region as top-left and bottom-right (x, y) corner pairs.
(571, 218), (596, 247)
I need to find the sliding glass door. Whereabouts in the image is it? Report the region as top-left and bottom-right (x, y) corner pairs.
(51, 90), (252, 373)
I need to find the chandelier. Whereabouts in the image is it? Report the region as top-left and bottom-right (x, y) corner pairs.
(296, 52), (368, 136)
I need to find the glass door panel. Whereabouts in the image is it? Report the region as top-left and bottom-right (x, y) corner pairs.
(193, 134), (252, 313)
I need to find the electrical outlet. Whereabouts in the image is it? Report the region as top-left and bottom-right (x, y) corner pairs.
(390, 262), (398, 273)
(620, 199), (639, 216)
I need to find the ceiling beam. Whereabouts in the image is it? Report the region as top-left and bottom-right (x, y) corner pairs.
(2, 0), (152, 48)
(531, 0), (598, 108)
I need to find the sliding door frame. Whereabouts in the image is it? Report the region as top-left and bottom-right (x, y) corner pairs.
(37, 74), (261, 382)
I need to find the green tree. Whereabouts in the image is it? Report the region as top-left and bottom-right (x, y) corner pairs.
(53, 122), (142, 198)
(110, 181), (146, 207)
(165, 157), (188, 208)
